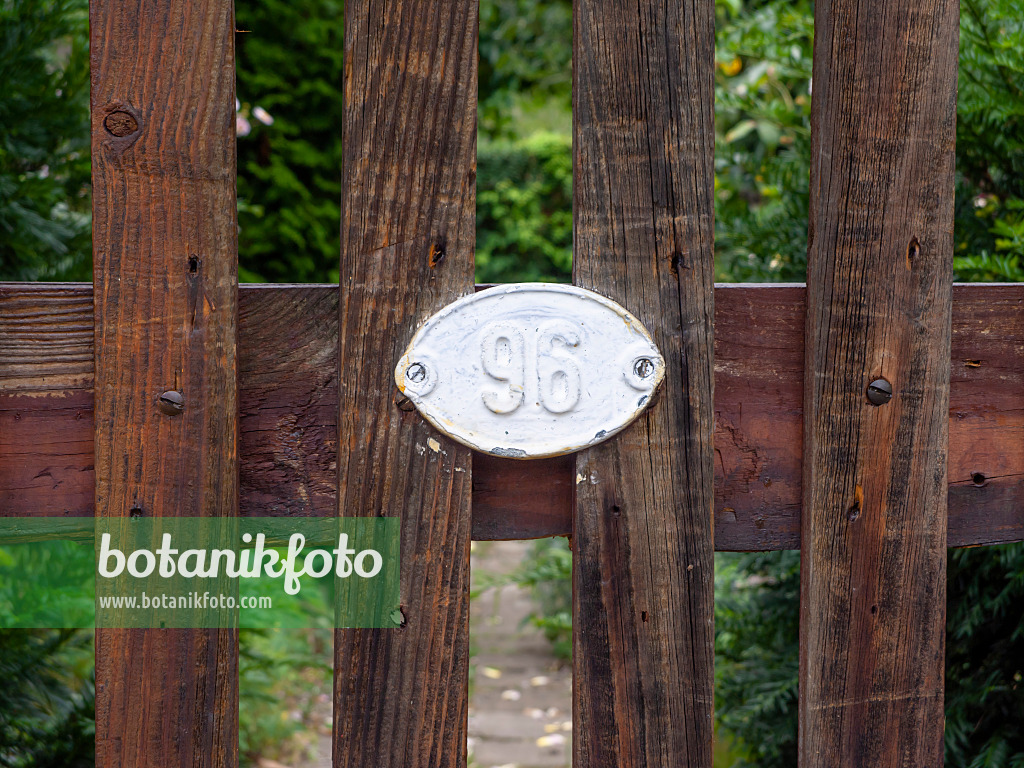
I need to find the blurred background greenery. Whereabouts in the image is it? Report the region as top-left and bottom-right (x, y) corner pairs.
(1, 0), (1022, 765)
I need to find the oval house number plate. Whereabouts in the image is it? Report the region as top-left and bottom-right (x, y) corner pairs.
(395, 284), (665, 459)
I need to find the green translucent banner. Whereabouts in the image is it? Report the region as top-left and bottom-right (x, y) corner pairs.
(0, 517), (400, 629)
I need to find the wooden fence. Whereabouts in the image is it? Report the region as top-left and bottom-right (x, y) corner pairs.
(0, 0), (1020, 766)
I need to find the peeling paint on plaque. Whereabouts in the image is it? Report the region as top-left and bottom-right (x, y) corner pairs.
(395, 283), (665, 459)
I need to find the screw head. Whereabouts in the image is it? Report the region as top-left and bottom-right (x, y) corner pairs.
(406, 363), (427, 384)
(158, 390), (185, 415)
(633, 358), (655, 380)
(866, 378), (893, 406)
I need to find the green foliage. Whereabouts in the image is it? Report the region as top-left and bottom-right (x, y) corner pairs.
(234, 0), (345, 283)
(476, 132), (572, 283)
(713, 0), (813, 282)
(714, 552), (799, 768)
(0, 630), (94, 768)
(712, 547), (1024, 768)
(953, 0), (1024, 283)
(510, 538), (572, 659)
(0, 0), (91, 281)
(945, 544), (1024, 767)
(479, 0), (572, 139)
(239, 628), (333, 767)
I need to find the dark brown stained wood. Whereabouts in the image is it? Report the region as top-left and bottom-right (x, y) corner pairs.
(2, 283), (1022, 548)
(471, 453), (574, 540)
(332, 2), (477, 767)
(89, 0), (238, 765)
(572, 0), (716, 766)
(799, 0), (958, 765)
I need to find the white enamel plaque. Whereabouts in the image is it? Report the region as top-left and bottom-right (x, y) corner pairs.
(395, 283), (665, 459)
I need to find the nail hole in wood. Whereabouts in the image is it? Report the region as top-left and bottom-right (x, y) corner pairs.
(906, 236), (920, 269)
(972, 472), (987, 487)
(129, 506), (143, 518)
(188, 255), (200, 274)
(847, 485), (863, 522)
(428, 240), (446, 268)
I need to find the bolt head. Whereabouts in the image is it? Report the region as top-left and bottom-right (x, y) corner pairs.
(866, 378), (893, 406)
(406, 362), (427, 384)
(158, 390), (185, 415)
(633, 357), (655, 380)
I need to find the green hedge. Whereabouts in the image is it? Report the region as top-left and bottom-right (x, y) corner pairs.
(476, 132), (572, 284)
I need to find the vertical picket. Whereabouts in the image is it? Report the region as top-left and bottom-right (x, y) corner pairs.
(90, 0), (239, 764)
(572, 1), (717, 766)
(799, 0), (958, 764)
(333, 1), (478, 766)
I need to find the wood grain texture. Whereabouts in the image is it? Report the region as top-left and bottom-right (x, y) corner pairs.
(332, 2), (476, 766)
(2, 284), (1021, 548)
(799, 0), (958, 765)
(89, 0), (238, 764)
(572, 1), (716, 766)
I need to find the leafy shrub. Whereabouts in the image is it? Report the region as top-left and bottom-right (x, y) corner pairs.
(239, 629), (333, 767)
(714, 552), (799, 767)
(0, 630), (95, 768)
(476, 132), (572, 283)
(953, 0), (1024, 283)
(0, 0), (91, 281)
(509, 538), (573, 660)
(713, 0), (813, 282)
(945, 545), (1024, 767)
(479, 0), (571, 139)
(234, 0), (345, 283)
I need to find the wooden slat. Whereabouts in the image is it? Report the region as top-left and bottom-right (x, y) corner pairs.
(2, 283), (1022, 548)
(89, 0), (238, 764)
(332, 1), (477, 766)
(799, 0), (958, 764)
(571, 0), (715, 765)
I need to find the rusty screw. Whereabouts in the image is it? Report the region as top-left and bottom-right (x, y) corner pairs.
(158, 390), (185, 415)
(633, 358), (655, 380)
(866, 378), (893, 406)
(104, 110), (139, 138)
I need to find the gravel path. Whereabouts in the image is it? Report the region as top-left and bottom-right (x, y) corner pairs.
(289, 540), (571, 768)
(469, 540), (572, 768)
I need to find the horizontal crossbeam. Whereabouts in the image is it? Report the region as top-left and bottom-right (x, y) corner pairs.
(1, 282), (1021, 550)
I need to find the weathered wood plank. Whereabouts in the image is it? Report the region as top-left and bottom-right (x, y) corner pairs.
(89, 0), (238, 764)
(332, 1), (477, 767)
(572, 0), (716, 766)
(799, 0), (959, 764)
(2, 283), (1021, 548)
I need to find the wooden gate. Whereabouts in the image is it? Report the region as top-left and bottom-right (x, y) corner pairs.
(1, 0), (1021, 766)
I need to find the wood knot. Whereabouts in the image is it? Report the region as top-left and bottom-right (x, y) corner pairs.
(104, 110), (139, 138)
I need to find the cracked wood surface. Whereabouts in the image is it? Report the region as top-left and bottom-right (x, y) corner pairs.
(571, 0), (716, 765)
(332, 2), (477, 767)
(799, 0), (959, 763)
(1, 284), (1021, 549)
(88, 0), (238, 766)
